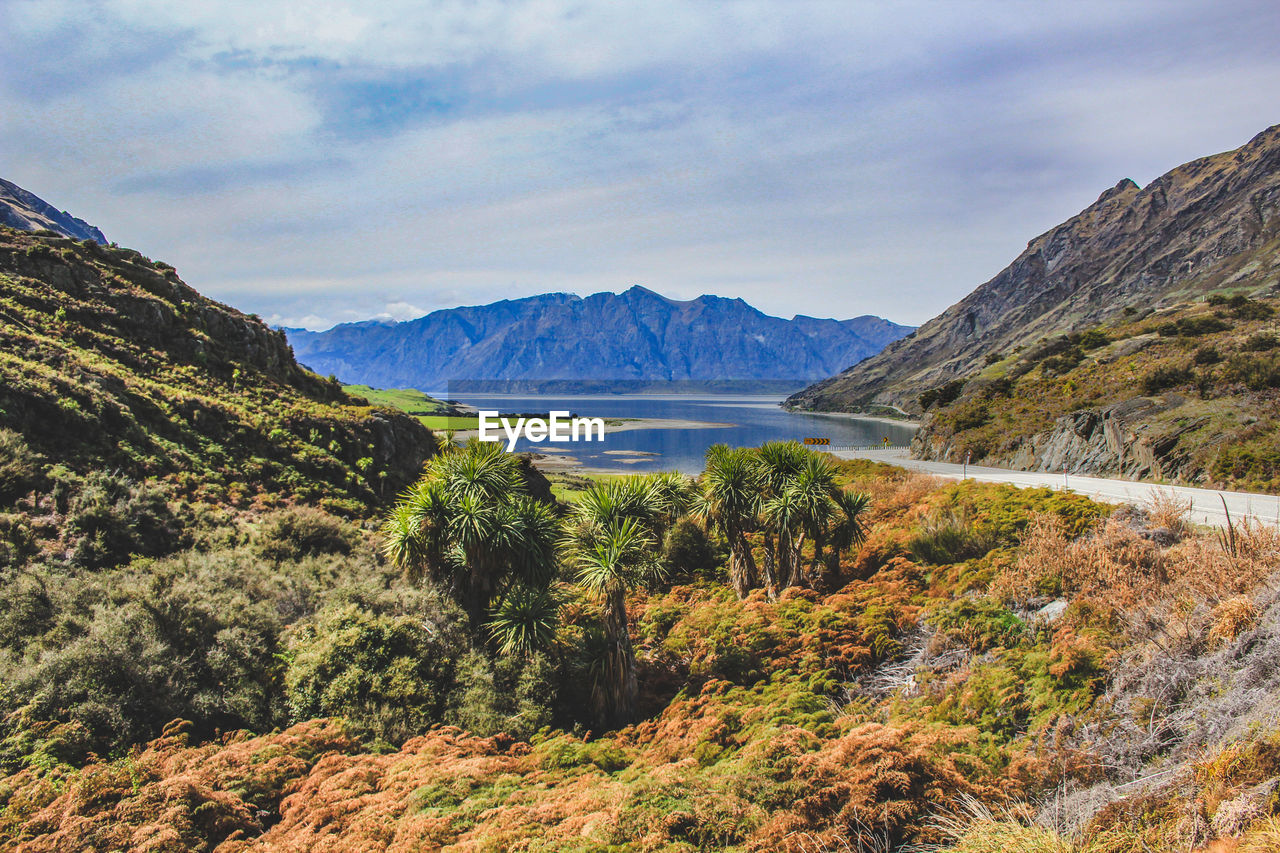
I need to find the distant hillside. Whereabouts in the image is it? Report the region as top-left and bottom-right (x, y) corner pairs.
(0, 227), (435, 515)
(0, 178), (107, 244)
(787, 123), (1280, 413)
(286, 285), (912, 391)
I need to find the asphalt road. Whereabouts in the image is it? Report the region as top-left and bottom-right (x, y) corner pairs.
(834, 448), (1280, 528)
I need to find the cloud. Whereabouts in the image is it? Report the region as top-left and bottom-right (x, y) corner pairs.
(3, 0), (1279, 329)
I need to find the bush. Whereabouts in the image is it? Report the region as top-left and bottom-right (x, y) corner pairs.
(1193, 345), (1222, 365)
(1158, 316), (1231, 337)
(1222, 353), (1280, 391)
(909, 509), (997, 565)
(662, 518), (719, 580)
(1139, 364), (1193, 395)
(0, 552), (290, 753)
(284, 597), (470, 746)
(1243, 332), (1280, 352)
(919, 379), (967, 410)
(0, 430), (42, 504)
(1079, 328), (1110, 350)
(251, 507), (358, 562)
(446, 650), (555, 740)
(65, 471), (182, 568)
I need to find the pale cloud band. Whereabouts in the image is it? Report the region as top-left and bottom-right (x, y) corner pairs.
(3, 0), (1278, 329)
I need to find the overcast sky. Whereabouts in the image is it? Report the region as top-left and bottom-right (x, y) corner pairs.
(3, 1), (1279, 330)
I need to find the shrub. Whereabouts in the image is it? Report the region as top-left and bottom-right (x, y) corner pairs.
(919, 379), (967, 410)
(284, 597), (469, 746)
(909, 509), (997, 565)
(1158, 316), (1231, 337)
(251, 507), (358, 562)
(1193, 344), (1222, 365)
(927, 598), (1024, 654)
(0, 429), (42, 504)
(66, 471), (182, 568)
(447, 651), (555, 740)
(1229, 296), (1275, 320)
(662, 518), (719, 580)
(1079, 329), (1110, 350)
(1139, 364), (1193, 395)
(1243, 332), (1280, 352)
(1222, 353), (1280, 391)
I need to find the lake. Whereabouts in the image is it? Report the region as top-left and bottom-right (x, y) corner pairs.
(447, 393), (916, 474)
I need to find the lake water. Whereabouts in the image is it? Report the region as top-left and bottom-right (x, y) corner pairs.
(448, 393), (916, 474)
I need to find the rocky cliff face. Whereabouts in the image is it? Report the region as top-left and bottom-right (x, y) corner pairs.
(912, 397), (1198, 480)
(286, 285), (913, 391)
(788, 124), (1280, 413)
(0, 178), (107, 244)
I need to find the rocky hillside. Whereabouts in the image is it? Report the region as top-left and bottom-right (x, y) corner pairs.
(286, 285), (912, 391)
(909, 292), (1280, 491)
(0, 179), (106, 244)
(788, 123), (1280, 413)
(0, 226), (435, 515)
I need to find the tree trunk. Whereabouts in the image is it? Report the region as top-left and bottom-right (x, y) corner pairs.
(729, 531), (758, 598)
(601, 585), (637, 727)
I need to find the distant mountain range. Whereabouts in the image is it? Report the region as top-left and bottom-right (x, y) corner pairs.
(787, 123), (1280, 413)
(0, 178), (107, 244)
(285, 286), (913, 392)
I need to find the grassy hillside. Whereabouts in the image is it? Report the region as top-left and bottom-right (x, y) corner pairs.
(913, 292), (1280, 492)
(343, 383), (481, 430)
(0, 228), (436, 520)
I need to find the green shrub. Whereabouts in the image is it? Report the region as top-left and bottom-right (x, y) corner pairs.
(662, 518), (719, 580)
(284, 596), (469, 746)
(0, 430), (42, 504)
(909, 509), (997, 565)
(446, 650), (555, 740)
(251, 507), (358, 562)
(927, 598), (1024, 654)
(1193, 345), (1222, 365)
(1078, 328), (1110, 350)
(1139, 364), (1193, 395)
(1222, 353), (1280, 391)
(1158, 316), (1231, 337)
(1243, 332), (1280, 352)
(65, 471), (182, 568)
(919, 378), (967, 410)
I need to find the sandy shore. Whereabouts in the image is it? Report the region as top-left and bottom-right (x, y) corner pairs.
(451, 415), (733, 441)
(802, 411), (920, 429)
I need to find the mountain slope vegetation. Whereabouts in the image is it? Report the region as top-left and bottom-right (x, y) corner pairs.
(0, 227), (436, 518)
(286, 285), (913, 390)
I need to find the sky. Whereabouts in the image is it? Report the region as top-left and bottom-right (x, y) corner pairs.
(3, 1), (1279, 331)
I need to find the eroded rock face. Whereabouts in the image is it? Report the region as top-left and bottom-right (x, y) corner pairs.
(912, 395), (1212, 482)
(790, 124), (1280, 413)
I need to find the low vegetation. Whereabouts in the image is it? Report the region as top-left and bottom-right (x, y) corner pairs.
(917, 293), (1280, 491)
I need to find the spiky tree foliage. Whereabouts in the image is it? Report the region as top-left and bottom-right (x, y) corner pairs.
(694, 444), (762, 598)
(827, 488), (872, 577)
(565, 516), (658, 727)
(754, 441), (809, 594)
(790, 454), (838, 587)
(380, 440), (560, 635)
(485, 582), (565, 657)
(563, 474), (687, 726)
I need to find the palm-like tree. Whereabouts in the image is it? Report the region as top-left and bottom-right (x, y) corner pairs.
(381, 440), (559, 634)
(694, 444), (762, 598)
(565, 487), (663, 727)
(826, 488), (872, 577)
